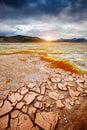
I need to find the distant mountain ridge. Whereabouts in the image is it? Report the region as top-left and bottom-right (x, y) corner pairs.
(0, 35), (45, 43)
(53, 38), (87, 42)
(0, 35), (87, 43)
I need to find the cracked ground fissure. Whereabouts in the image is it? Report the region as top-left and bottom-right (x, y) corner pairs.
(0, 71), (87, 130)
(0, 55), (87, 130)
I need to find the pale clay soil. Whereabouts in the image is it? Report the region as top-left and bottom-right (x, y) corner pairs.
(0, 54), (87, 130)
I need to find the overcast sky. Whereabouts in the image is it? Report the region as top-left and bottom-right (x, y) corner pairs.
(0, 0), (87, 40)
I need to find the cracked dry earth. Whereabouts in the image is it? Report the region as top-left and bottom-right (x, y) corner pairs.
(0, 70), (87, 130)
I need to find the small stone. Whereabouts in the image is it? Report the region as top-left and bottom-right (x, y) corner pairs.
(58, 83), (67, 91)
(56, 100), (64, 108)
(0, 100), (13, 116)
(24, 92), (38, 105)
(0, 115), (9, 129)
(16, 102), (25, 109)
(11, 110), (20, 118)
(51, 77), (61, 83)
(34, 101), (43, 109)
(35, 111), (59, 130)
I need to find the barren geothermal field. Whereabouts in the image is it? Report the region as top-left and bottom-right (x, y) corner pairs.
(0, 42), (87, 130)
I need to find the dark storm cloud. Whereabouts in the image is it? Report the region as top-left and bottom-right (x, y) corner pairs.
(0, 0), (87, 39)
(0, 0), (87, 20)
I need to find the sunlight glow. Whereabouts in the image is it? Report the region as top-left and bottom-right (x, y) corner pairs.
(44, 36), (53, 41)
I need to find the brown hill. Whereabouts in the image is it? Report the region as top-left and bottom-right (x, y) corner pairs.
(0, 35), (45, 43)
